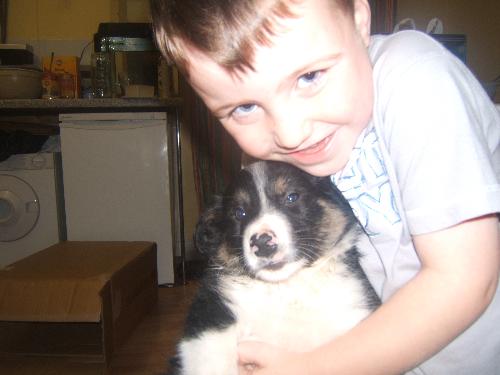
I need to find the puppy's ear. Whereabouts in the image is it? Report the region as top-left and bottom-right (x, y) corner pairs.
(314, 176), (355, 217)
(194, 196), (224, 257)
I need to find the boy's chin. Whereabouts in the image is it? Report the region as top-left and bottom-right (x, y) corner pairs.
(284, 160), (342, 177)
(242, 154), (342, 177)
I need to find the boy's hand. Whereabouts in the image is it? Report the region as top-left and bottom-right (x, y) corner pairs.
(238, 341), (306, 375)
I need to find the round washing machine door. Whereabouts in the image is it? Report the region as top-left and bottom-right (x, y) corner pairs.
(0, 174), (40, 242)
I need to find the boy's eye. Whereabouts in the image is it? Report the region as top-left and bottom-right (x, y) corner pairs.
(297, 70), (324, 89)
(232, 103), (258, 117)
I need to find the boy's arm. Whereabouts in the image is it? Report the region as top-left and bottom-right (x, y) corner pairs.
(238, 214), (500, 375)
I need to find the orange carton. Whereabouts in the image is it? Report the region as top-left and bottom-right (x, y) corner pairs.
(42, 55), (80, 98)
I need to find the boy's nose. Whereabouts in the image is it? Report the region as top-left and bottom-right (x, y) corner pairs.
(273, 113), (312, 150)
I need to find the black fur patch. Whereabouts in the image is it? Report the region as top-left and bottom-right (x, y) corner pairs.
(183, 274), (236, 339)
(340, 247), (381, 310)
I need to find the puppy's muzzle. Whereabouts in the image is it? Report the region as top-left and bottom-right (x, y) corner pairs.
(250, 232), (278, 258)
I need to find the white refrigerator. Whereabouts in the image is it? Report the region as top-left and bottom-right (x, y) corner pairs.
(59, 112), (175, 284)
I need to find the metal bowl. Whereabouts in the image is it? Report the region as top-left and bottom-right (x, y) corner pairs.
(0, 66), (42, 99)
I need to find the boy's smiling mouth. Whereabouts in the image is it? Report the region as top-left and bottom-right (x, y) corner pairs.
(286, 133), (335, 164)
(298, 135), (332, 154)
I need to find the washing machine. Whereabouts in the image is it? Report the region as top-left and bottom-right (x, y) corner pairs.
(0, 152), (66, 267)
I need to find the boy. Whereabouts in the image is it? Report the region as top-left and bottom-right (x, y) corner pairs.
(151, 0), (500, 374)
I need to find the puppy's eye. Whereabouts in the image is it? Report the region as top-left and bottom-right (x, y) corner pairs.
(286, 193), (299, 203)
(234, 207), (246, 220)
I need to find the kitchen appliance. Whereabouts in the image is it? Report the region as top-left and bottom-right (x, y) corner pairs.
(59, 112), (175, 285)
(0, 152), (66, 267)
(93, 23), (159, 97)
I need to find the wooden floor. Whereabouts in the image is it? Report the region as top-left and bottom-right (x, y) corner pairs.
(0, 281), (199, 375)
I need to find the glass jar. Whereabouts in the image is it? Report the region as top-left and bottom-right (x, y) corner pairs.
(59, 72), (75, 99)
(91, 52), (112, 98)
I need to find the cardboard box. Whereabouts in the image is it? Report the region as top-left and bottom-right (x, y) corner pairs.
(0, 241), (158, 364)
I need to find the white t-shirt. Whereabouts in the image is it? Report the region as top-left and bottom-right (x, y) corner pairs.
(332, 30), (500, 374)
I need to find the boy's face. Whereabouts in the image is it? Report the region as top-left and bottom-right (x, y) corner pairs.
(185, 0), (373, 176)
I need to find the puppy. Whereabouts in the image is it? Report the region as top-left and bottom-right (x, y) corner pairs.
(168, 160), (380, 375)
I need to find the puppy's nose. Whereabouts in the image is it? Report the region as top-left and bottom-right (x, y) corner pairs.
(250, 233), (278, 258)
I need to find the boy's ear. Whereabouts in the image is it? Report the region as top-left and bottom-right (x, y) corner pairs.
(353, 0), (371, 47)
(193, 196), (224, 257)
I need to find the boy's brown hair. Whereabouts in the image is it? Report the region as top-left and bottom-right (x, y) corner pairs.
(150, 0), (354, 75)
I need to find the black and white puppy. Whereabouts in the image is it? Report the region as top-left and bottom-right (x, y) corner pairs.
(168, 160), (380, 375)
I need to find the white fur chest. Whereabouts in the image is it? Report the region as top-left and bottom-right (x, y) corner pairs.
(222, 260), (372, 352)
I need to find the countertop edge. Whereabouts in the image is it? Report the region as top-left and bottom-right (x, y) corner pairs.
(0, 98), (183, 112)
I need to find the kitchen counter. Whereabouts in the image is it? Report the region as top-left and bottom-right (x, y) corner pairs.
(0, 97), (183, 114)
(0, 97), (183, 133)
(0, 97), (186, 280)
